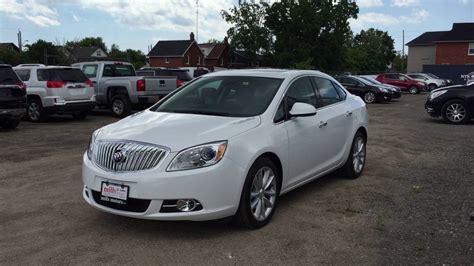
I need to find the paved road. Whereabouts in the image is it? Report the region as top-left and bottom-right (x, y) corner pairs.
(1, 95), (473, 264)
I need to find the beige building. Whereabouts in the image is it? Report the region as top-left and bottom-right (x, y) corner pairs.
(406, 31), (446, 72)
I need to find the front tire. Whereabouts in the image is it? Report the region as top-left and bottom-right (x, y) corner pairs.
(409, 86), (419, 94)
(234, 158), (280, 229)
(110, 95), (131, 118)
(363, 91), (376, 104)
(340, 131), (366, 179)
(441, 100), (470, 124)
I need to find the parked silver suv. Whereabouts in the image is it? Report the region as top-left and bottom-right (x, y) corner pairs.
(14, 66), (96, 122)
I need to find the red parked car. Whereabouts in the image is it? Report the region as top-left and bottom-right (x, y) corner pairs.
(376, 73), (427, 94)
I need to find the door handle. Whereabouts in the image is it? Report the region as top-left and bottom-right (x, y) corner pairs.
(319, 121), (328, 128)
(346, 111), (353, 116)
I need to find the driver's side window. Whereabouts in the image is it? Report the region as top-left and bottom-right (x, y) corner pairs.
(285, 77), (318, 111)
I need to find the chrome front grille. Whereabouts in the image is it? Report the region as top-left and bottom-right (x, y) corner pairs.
(93, 140), (168, 172)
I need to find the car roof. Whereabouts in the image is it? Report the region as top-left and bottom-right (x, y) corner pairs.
(73, 61), (132, 65)
(14, 66), (76, 69)
(204, 69), (330, 80)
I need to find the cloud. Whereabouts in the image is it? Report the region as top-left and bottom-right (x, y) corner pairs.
(357, 0), (384, 8)
(391, 0), (419, 7)
(350, 12), (399, 29)
(400, 8), (428, 23)
(75, 0), (233, 43)
(72, 14), (80, 22)
(459, 0), (473, 4)
(0, 0), (60, 27)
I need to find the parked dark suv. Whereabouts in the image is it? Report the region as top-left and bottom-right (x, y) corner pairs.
(136, 68), (192, 88)
(376, 73), (427, 94)
(0, 64), (27, 129)
(335, 75), (392, 103)
(425, 84), (474, 124)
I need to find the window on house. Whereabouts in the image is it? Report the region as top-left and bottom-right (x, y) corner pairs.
(165, 57), (169, 64)
(97, 50), (101, 57)
(186, 55), (190, 65)
(469, 43), (474, 55)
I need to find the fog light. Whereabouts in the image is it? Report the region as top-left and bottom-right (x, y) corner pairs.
(176, 199), (198, 212)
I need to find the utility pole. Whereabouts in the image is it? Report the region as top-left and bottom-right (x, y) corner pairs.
(17, 29), (22, 52)
(196, 0), (199, 42)
(402, 30), (405, 73)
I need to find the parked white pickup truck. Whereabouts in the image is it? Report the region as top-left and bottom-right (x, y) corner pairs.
(72, 61), (177, 117)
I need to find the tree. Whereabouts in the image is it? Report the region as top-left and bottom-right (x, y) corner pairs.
(265, 0), (358, 70)
(24, 39), (64, 65)
(346, 28), (396, 72)
(65, 37), (108, 52)
(391, 51), (407, 72)
(221, 3), (272, 63)
(108, 44), (146, 69)
(0, 49), (29, 66)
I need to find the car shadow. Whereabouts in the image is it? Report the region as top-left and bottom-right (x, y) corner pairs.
(88, 172), (344, 236)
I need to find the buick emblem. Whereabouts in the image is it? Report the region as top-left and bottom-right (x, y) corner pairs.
(113, 149), (127, 163)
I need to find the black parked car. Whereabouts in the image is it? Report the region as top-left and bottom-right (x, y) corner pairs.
(425, 84), (474, 124)
(136, 68), (192, 87)
(0, 64), (27, 130)
(359, 76), (401, 99)
(335, 75), (392, 103)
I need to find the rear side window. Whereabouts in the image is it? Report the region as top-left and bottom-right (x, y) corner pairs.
(0, 67), (20, 85)
(103, 64), (136, 77)
(312, 77), (342, 107)
(82, 65), (98, 78)
(174, 71), (192, 81)
(14, 69), (31, 81)
(37, 69), (49, 81)
(385, 74), (398, 79)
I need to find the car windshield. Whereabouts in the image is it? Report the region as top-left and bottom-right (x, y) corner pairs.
(360, 76), (381, 85)
(426, 73), (440, 79)
(152, 76), (283, 117)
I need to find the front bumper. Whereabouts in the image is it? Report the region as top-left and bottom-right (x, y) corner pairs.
(425, 99), (442, 117)
(82, 153), (246, 221)
(45, 100), (96, 114)
(0, 107), (26, 120)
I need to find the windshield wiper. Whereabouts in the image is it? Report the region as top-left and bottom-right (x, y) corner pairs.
(164, 109), (232, 117)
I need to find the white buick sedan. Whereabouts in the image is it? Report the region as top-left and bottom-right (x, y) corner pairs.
(82, 69), (368, 228)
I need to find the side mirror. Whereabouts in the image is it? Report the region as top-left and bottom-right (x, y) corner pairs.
(289, 102), (317, 117)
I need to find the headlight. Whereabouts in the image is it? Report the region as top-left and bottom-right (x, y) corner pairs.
(87, 129), (101, 160)
(167, 141), (227, 171)
(429, 90), (447, 100)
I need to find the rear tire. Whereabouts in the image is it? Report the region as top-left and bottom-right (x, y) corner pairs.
(234, 157), (280, 229)
(340, 131), (366, 179)
(110, 95), (131, 118)
(409, 86), (419, 94)
(1, 118), (20, 130)
(27, 98), (47, 122)
(441, 99), (470, 124)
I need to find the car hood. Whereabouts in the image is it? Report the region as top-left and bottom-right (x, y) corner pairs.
(98, 110), (261, 152)
(431, 85), (468, 93)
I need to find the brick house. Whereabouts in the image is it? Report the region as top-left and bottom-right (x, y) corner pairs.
(148, 33), (204, 68)
(407, 23), (474, 72)
(198, 37), (230, 70)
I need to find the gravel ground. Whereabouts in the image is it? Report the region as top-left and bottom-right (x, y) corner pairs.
(0, 95), (473, 265)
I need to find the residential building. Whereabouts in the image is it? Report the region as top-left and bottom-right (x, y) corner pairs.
(148, 32), (204, 68)
(0, 42), (20, 53)
(69, 46), (108, 62)
(407, 23), (474, 72)
(198, 37), (230, 70)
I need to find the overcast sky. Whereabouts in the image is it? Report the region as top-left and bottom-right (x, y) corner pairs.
(0, 0), (473, 54)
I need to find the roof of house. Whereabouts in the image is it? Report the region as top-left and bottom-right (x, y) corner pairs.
(71, 46), (105, 58)
(435, 23), (474, 42)
(147, 40), (193, 57)
(407, 23), (474, 46)
(0, 42), (20, 52)
(406, 31), (448, 46)
(207, 43), (228, 59)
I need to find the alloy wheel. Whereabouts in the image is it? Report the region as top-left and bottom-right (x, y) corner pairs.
(250, 166), (277, 222)
(28, 102), (40, 121)
(409, 87), (418, 94)
(364, 92), (375, 103)
(352, 136), (366, 174)
(112, 99), (124, 115)
(445, 103), (466, 122)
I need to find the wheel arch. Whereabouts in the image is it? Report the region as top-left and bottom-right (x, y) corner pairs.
(255, 152), (283, 189)
(107, 86), (129, 103)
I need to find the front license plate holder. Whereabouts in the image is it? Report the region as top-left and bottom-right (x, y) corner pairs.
(100, 181), (129, 205)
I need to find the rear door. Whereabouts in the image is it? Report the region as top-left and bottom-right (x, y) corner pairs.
(50, 68), (93, 101)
